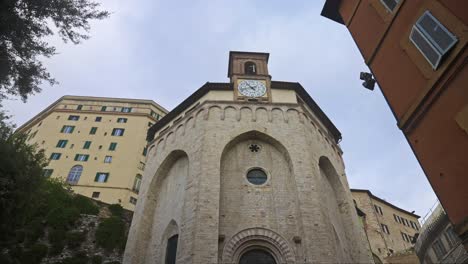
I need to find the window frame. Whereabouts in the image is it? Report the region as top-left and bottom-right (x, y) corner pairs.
(56, 139), (68, 148)
(74, 154), (90, 162)
(68, 115), (80, 121)
(94, 172), (109, 183)
(111, 128), (125, 136)
(95, 116), (102, 122)
(117, 117), (127, 123)
(83, 141), (92, 149)
(50, 153), (61, 160)
(89, 127), (98, 135)
(43, 169), (54, 177)
(104, 156), (112, 163)
(61, 125), (75, 134)
(379, 0), (400, 13)
(66, 165), (83, 184)
(109, 142), (117, 151)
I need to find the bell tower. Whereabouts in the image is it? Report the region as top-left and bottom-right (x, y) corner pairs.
(227, 51), (272, 102)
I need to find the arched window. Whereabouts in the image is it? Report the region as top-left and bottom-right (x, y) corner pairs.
(245, 61), (257, 75)
(239, 249), (276, 264)
(67, 165), (83, 184)
(133, 174), (142, 193)
(165, 234), (178, 264)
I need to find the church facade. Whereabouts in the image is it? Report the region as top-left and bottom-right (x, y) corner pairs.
(123, 52), (373, 264)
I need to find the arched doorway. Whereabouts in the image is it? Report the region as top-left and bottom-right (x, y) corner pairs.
(239, 249), (276, 264)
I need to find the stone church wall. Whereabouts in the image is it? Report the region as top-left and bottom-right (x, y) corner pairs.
(124, 100), (373, 264)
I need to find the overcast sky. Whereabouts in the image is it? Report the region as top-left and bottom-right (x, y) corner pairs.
(4, 0), (437, 220)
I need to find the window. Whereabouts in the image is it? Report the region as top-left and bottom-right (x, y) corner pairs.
(142, 147), (147, 156)
(379, 0), (400, 12)
(77, 105), (83, 110)
(374, 205), (383, 215)
(165, 235), (178, 264)
(393, 214), (401, 223)
(43, 169), (54, 178)
(401, 232), (411, 242)
(89, 127), (98, 135)
(148, 122), (153, 127)
(61, 125), (75, 134)
(381, 224), (390, 234)
(121, 107), (132, 113)
(444, 227), (458, 248)
(101, 106), (107, 111)
(239, 249), (276, 264)
(432, 239), (447, 260)
(95, 116), (102, 122)
(28, 131), (38, 140)
(133, 174), (142, 193)
(117, 118), (127, 123)
(94, 172), (109, 183)
(50, 153), (61, 160)
(244, 61), (257, 75)
(68, 115), (80, 121)
(74, 154), (89, 162)
(246, 168), (267, 185)
(109, 142), (117, 151)
(104, 156), (112, 163)
(37, 121), (42, 127)
(112, 128), (125, 136)
(138, 162), (145, 170)
(66, 165), (83, 184)
(129, 197), (137, 205)
(56, 139), (68, 148)
(83, 141), (92, 149)
(92, 192), (100, 198)
(410, 221), (419, 230)
(410, 11), (458, 69)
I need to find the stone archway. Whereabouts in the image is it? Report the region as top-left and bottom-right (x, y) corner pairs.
(221, 228), (295, 264)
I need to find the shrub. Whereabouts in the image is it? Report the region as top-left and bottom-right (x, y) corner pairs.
(73, 195), (99, 215)
(108, 204), (123, 217)
(66, 231), (86, 249)
(61, 251), (88, 264)
(91, 255), (103, 264)
(96, 217), (126, 251)
(104, 262), (120, 264)
(20, 243), (48, 264)
(25, 219), (44, 245)
(48, 228), (66, 255)
(47, 207), (80, 229)
(0, 252), (13, 264)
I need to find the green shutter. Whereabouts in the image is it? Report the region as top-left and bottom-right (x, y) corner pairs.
(94, 173), (99, 182)
(101, 106), (107, 111)
(60, 126), (65, 133)
(104, 174), (109, 182)
(143, 147), (147, 156)
(74, 154), (79, 161)
(77, 105), (83, 110)
(84, 155), (89, 161)
(70, 126), (75, 133)
(84, 141), (91, 149)
(109, 142), (117, 151)
(90, 127), (97, 135)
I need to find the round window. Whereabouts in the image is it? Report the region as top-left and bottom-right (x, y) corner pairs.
(246, 169), (268, 185)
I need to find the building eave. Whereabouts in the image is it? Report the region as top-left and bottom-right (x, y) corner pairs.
(15, 95), (168, 133)
(351, 188), (421, 218)
(147, 81), (342, 143)
(321, 0), (345, 25)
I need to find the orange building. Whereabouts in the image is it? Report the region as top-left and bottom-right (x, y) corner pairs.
(321, 0), (467, 249)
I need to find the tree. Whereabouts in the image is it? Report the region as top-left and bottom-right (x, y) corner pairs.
(0, 107), (47, 241)
(0, 0), (109, 101)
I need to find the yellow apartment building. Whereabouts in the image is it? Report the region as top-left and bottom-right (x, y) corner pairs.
(352, 189), (421, 263)
(16, 95), (167, 210)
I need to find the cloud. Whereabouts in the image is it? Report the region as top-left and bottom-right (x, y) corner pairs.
(3, 0), (436, 218)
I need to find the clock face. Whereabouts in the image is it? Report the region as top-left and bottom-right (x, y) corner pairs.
(238, 80), (267, 97)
